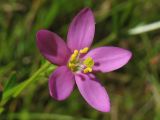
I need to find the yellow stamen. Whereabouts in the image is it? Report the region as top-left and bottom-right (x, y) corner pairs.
(83, 67), (92, 73)
(74, 50), (79, 56)
(80, 47), (89, 54)
(68, 48), (94, 73)
(83, 57), (94, 68)
(68, 63), (76, 68)
(70, 54), (76, 62)
(70, 50), (79, 62)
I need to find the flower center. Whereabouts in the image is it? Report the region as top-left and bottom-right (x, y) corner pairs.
(68, 47), (94, 73)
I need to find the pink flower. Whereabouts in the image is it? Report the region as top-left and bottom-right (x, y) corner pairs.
(36, 8), (132, 112)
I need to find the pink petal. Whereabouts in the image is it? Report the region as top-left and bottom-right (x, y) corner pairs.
(49, 66), (75, 100)
(67, 8), (95, 52)
(75, 73), (110, 112)
(36, 30), (71, 65)
(84, 47), (132, 72)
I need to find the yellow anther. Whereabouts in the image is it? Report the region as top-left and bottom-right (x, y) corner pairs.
(70, 50), (79, 62)
(74, 50), (79, 56)
(80, 47), (89, 54)
(70, 54), (77, 62)
(68, 63), (75, 68)
(88, 67), (92, 72)
(83, 57), (94, 68)
(83, 67), (92, 73)
(68, 48), (93, 73)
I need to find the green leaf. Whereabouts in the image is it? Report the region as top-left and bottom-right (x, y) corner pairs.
(3, 71), (17, 92)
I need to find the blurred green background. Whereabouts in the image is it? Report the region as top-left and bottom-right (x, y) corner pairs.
(0, 0), (160, 120)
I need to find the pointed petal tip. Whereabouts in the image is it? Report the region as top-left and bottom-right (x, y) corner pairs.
(124, 49), (132, 63)
(93, 100), (110, 112)
(99, 107), (110, 113)
(49, 92), (69, 101)
(36, 29), (52, 44)
(82, 7), (95, 21)
(94, 94), (111, 113)
(128, 50), (132, 60)
(36, 29), (48, 37)
(82, 7), (92, 12)
(49, 88), (67, 101)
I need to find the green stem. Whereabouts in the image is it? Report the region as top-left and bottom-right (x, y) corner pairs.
(3, 61), (53, 100)
(15, 61), (52, 97)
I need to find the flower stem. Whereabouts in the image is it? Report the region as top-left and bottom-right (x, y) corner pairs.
(3, 61), (55, 100)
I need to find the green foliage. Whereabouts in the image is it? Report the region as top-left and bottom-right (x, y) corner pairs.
(0, 0), (160, 120)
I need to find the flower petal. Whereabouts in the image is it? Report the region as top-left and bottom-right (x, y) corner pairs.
(36, 30), (71, 65)
(75, 73), (110, 112)
(49, 66), (75, 100)
(84, 47), (132, 72)
(67, 8), (95, 52)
